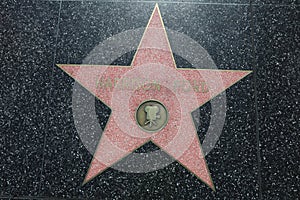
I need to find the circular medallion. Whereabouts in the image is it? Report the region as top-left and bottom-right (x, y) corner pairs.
(136, 100), (168, 133)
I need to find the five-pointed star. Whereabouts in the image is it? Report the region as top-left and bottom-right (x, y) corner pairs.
(57, 4), (251, 190)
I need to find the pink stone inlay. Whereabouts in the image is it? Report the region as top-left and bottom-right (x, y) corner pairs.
(57, 4), (252, 190)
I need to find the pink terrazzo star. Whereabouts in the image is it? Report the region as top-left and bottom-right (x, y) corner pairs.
(57, 4), (251, 190)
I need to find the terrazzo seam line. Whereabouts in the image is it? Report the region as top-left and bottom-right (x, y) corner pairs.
(250, 0), (262, 199)
(0, 196), (84, 200)
(37, 0), (63, 195)
(44, 0), (300, 7)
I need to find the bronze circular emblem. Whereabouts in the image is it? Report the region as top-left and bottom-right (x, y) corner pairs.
(136, 100), (169, 133)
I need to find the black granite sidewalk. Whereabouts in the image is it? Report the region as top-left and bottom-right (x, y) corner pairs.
(0, 0), (299, 199)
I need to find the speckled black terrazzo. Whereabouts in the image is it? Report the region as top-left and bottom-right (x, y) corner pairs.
(253, 5), (299, 199)
(1, 0), (299, 199)
(1, 0), (60, 197)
